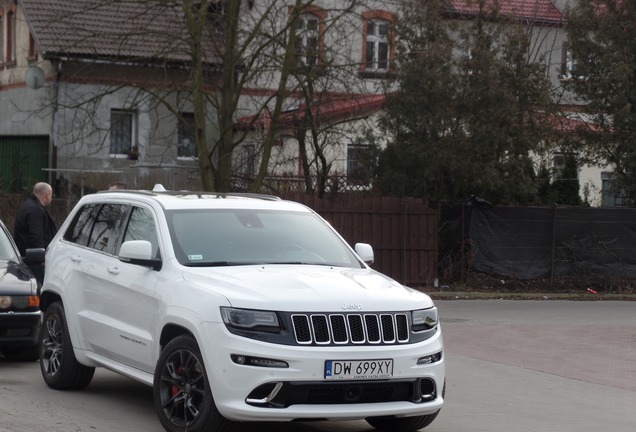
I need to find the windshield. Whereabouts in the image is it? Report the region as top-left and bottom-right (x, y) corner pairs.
(0, 226), (19, 263)
(166, 209), (363, 268)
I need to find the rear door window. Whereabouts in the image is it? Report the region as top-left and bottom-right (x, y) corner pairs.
(63, 204), (100, 246)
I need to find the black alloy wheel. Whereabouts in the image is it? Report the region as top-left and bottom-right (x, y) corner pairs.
(154, 335), (231, 432)
(40, 301), (95, 389)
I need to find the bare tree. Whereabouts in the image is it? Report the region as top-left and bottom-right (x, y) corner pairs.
(20, 0), (377, 193)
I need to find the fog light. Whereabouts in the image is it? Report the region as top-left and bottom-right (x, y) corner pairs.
(417, 351), (442, 365)
(231, 354), (288, 368)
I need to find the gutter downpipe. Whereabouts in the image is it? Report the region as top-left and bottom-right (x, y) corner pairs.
(48, 59), (62, 187)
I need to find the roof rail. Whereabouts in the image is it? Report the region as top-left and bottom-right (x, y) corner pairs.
(151, 184), (281, 201)
(99, 184), (280, 201)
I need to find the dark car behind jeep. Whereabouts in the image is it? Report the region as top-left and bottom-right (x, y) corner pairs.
(0, 218), (42, 361)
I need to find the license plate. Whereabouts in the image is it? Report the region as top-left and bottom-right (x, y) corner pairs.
(324, 359), (393, 380)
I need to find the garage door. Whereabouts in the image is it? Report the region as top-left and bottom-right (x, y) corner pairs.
(0, 136), (49, 193)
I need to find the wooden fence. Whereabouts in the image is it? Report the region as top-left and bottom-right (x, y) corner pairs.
(281, 194), (439, 287)
(0, 193), (440, 288)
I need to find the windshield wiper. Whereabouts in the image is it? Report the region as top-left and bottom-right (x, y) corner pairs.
(261, 261), (340, 267)
(183, 261), (243, 267)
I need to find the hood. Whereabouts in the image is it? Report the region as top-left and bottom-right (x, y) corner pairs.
(181, 265), (434, 312)
(0, 261), (37, 295)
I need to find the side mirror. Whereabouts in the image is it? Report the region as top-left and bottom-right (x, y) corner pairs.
(23, 248), (45, 265)
(354, 243), (374, 265)
(119, 240), (162, 270)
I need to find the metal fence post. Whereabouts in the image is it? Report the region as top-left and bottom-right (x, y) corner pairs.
(550, 205), (557, 287)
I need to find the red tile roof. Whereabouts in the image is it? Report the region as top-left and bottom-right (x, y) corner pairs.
(19, 0), (220, 64)
(236, 94), (386, 130)
(449, 0), (563, 24)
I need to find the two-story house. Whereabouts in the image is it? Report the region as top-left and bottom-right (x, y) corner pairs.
(0, 0), (612, 205)
(1, 0), (224, 195)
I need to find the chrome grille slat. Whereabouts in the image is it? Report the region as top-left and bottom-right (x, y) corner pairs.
(291, 312), (410, 345)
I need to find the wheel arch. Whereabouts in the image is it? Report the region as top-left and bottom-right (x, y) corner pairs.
(159, 323), (194, 351)
(39, 290), (62, 311)
(39, 291), (84, 351)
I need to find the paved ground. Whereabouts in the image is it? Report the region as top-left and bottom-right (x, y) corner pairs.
(1, 300), (634, 431)
(432, 300), (636, 432)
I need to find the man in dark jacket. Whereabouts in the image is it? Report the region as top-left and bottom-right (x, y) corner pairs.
(13, 182), (57, 284)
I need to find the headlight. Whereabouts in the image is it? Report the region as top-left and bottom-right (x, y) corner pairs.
(221, 307), (280, 333)
(0, 295), (39, 310)
(0, 296), (11, 309)
(412, 307), (438, 332)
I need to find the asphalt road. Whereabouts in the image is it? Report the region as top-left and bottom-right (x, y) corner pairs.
(1, 300), (634, 432)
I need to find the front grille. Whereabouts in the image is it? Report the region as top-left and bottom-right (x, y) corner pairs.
(291, 313), (410, 345)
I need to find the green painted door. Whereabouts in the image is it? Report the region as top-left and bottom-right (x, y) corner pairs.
(0, 136), (49, 193)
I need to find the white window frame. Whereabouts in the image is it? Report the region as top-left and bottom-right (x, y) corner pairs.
(346, 143), (374, 189)
(109, 109), (137, 158)
(296, 13), (320, 66)
(562, 42), (581, 80)
(365, 19), (390, 72)
(565, 48), (577, 78)
(551, 152), (579, 182)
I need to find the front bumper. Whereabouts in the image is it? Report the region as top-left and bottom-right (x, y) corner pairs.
(0, 311), (41, 348)
(200, 321), (445, 422)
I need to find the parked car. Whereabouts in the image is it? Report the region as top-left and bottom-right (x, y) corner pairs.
(39, 186), (445, 432)
(0, 218), (42, 361)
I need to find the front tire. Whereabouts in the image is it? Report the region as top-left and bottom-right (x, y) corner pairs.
(366, 412), (440, 432)
(153, 334), (232, 432)
(40, 301), (95, 389)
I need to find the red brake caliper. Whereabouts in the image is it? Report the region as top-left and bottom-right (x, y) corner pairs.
(171, 367), (184, 397)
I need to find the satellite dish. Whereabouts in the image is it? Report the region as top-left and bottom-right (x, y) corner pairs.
(25, 66), (46, 89)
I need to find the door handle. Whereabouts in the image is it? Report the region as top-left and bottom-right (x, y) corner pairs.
(71, 255), (82, 263)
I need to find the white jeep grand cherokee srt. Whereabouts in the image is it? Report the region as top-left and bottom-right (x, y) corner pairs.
(39, 186), (444, 432)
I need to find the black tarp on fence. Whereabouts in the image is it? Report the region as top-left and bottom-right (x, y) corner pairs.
(463, 206), (636, 280)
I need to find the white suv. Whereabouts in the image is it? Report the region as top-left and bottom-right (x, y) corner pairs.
(39, 186), (444, 432)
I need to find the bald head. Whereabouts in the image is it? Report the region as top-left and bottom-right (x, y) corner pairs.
(33, 182), (53, 207)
